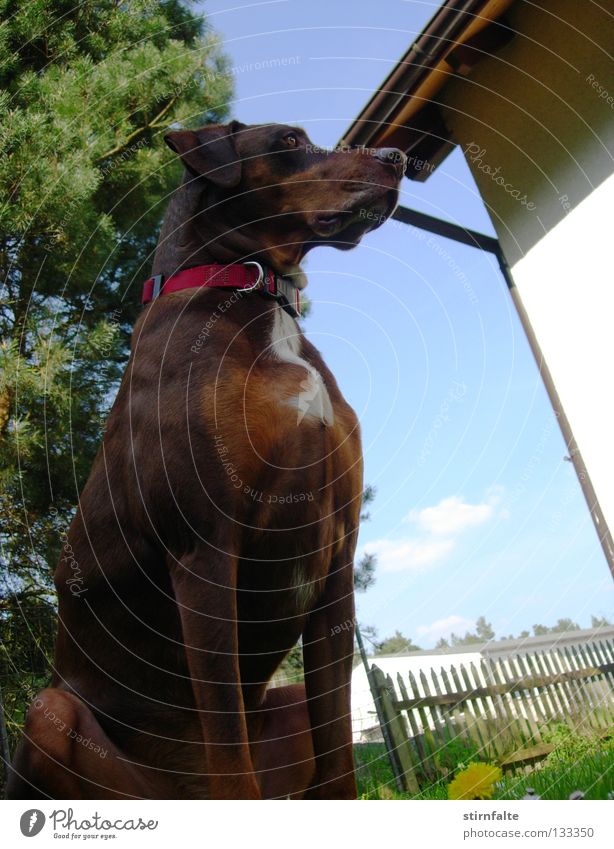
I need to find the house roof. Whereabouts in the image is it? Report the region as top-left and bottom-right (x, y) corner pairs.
(370, 625), (614, 660)
(339, 0), (516, 180)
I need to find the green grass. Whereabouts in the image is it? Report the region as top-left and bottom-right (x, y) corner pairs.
(355, 743), (405, 799)
(355, 743), (449, 799)
(495, 750), (614, 800)
(354, 742), (614, 800)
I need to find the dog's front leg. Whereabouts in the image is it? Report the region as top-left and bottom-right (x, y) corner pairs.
(169, 546), (261, 799)
(302, 544), (357, 799)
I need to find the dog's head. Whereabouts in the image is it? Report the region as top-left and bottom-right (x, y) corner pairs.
(164, 121), (406, 272)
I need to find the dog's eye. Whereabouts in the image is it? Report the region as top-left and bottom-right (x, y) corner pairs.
(283, 133), (299, 148)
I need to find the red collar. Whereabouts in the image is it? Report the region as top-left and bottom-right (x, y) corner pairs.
(141, 261), (301, 318)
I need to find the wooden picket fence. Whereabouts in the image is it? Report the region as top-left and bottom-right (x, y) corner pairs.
(368, 638), (614, 793)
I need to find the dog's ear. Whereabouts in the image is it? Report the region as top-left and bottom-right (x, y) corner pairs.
(164, 122), (244, 187)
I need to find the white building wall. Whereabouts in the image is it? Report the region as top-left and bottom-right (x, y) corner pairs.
(511, 173), (614, 549)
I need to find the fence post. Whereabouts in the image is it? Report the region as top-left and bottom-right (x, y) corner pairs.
(370, 665), (420, 794)
(354, 628), (415, 792)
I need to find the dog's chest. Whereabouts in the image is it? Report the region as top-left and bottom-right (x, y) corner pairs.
(216, 305), (357, 488)
(206, 302), (360, 576)
(268, 308), (334, 426)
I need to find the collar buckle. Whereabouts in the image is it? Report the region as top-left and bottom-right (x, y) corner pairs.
(151, 274), (164, 299)
(242, 261), (265, 292)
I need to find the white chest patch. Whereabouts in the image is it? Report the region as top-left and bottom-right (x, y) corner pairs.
(270, 309), (334, 426)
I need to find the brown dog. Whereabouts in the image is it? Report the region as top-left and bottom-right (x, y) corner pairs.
(8, 122), (405, 799)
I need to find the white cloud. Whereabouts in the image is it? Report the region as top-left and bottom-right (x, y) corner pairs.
(417, 615), (476, 643)
(361, 537), (455, 573)
(360, 488), (504, 574)
(406, 490), (502, 536)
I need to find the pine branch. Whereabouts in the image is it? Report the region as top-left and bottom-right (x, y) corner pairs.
(0, 588), (55, 611)
(95, 96), (180, 163)
(149, 95), (181, 129)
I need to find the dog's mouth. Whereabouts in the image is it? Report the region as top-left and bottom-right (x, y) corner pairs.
(311, 213), (346, 237)
(307, 188), (399, 242)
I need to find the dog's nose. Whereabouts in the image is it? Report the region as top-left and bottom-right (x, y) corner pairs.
(374, 147), (407, 176)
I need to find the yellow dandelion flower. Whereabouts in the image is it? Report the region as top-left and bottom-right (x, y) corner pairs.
(448, 762), (503, 800)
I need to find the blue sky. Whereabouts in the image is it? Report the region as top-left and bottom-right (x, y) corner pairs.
(200, 0), (613, 647)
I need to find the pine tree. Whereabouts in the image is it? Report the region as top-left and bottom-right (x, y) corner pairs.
(354, 484), (377, 591)
(475, 616), (495, 641)
(0, 0), (233, 772)
(374, 630), (421, 655)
